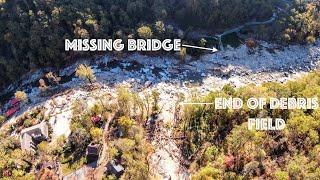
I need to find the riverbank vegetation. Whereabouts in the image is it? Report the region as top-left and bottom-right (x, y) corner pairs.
(175, 71), (320, 179)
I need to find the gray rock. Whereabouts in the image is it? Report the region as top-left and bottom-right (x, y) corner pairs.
(145, 81), (152, 87)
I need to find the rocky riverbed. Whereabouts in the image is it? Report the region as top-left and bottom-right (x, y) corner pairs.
(1, 40), (320, 179)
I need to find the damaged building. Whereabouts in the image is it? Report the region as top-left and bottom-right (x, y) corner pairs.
(20, 122), (49, 151)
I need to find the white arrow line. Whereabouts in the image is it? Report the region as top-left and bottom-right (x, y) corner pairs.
(182, 44), (218, 52)
(179, 102), (214, 105)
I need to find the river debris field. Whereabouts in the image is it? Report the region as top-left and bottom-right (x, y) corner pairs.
(1, 40), (320, 179)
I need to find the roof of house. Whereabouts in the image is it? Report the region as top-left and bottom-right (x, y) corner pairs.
(20, 122), (49, 151)
(91, 115), (102, 124)
(10, 98), (20, 106)
(20, 122), (48, 136)
(5, 106), (19, 117)
(87, 145), (99, 155)
(108, 160), (124, 173)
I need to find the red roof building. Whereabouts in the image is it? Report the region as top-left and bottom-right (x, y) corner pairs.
(5, 98), (21, 118)
(91, 115), (102, 124)
(10, 98), (20, 106)
(5, 106), (19, 118)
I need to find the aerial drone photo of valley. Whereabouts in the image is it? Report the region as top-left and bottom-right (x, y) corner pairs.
(0, 0), (320, 179)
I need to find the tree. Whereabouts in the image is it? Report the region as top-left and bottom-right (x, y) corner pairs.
(179, 47), (187, 63)
(192, 165), (222, 180)
(37, 141), (51, 155)
(37, 168), (59, 180)
(274, 170), (289, 180)
(283, 2), (320, 43)
(151, 90), (160, 113)
(137, 26), (153, 39)
(155, 21), (165, 34)
(75, 64), (96, 84)
(39, 79), (48, 92)
(287, 112), (319, 145)
(45, 72), (61, 85)
(67, 128), (91, 159)
(118, 116), (135, 135)
(246, 38), (256, 49)
(199, 38), (207, 47)
(117, 87), (132, 117)
(14, 91), (28, 103)
(90, 127), (103, 142)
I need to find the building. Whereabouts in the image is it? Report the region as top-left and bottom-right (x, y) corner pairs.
(86, 143), (101, 163)
(20, 122), (49, 151)
(5, 98), (20, 118)
(91, 114), (102, 125)
(105, 160), (124, 178)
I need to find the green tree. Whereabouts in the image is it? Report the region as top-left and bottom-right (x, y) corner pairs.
(90, 127), (103, 142)
(75, 64), (96, 84)
(118, 116), (135, 135)
(192, 165), (222, 180)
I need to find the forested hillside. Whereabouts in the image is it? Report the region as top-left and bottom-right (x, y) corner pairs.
(175, 71), (320, 179)
(1, 0), (319, 91)
(1, 67), (320, 179)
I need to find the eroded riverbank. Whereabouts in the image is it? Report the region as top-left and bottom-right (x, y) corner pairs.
(1, 40), (320, 179)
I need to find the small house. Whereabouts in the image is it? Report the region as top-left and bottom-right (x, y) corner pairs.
(105, 160), (124, 178)
(20, 122), (49, 151)
(86, 143), (101, 163)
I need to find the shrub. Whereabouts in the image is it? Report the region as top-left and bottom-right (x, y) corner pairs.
(0, 115), (6, 124)
(23, 119), (33, 128)
(37, 141), (51, 155)
(203, 145), (219, 163)
(306, 36), (316, 44)
(67, 128), (91, 160)
(275, 170), (289, 180)
(192, 165), (222, 180)
(243, 161), (260, 178)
